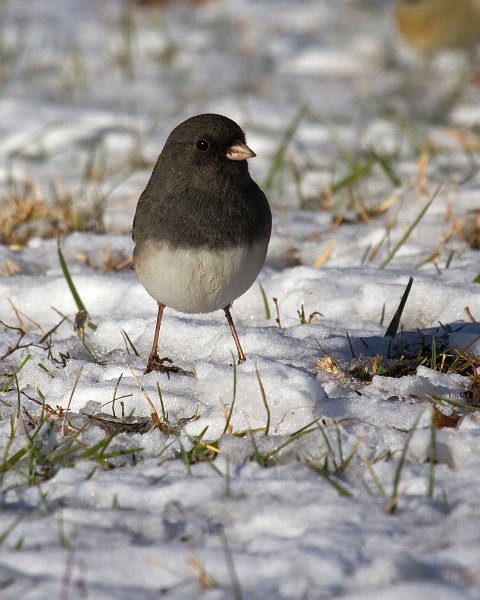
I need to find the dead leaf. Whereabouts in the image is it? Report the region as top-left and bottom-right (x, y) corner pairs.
(432, 406), (461, 429)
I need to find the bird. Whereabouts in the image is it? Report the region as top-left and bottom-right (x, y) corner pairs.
(394, 0), (480, 57)
(132, 113), (271, 373)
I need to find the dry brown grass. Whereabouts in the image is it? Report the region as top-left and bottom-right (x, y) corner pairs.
(0, 184), (54, 246)
(74, 248), (132, 272)
(0, 176), (108, 248)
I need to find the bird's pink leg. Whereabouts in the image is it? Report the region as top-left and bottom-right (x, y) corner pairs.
(224, 305), (246, 364)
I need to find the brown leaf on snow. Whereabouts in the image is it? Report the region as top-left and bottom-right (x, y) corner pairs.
(432, 406), (462, 429)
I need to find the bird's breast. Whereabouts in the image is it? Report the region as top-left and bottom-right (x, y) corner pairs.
(133, 238), (269, 314)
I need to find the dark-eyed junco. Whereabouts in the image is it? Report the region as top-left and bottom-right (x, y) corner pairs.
(394, 0), (480, 57)
(132, 114), (271, 373)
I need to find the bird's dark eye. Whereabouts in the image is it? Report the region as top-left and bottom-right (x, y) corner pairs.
(196, 139), (209, 152)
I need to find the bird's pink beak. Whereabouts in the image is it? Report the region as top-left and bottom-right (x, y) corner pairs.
(225, 140), (256, 161)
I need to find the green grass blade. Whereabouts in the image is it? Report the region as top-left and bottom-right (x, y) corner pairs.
(316, 421), (337, 469)
(262, 418), (320, 462)
(0, 353), (32, 393)
(331, 162), (372, 195)
(121, 329), (139, 356)
(57, 238), (96, 330)
(345, 330), (355, 358)
(98, 447), (143, 460)
(255, 364), (270, 436)
(427, 411), (436, 498)
(263, 105), (307, 192)
(223, 353), (237, 435)
(371, 151), (401, 187)
(0, 516), (23, 546)
(220, 528), (243, 600)
(379, 302), (386, 325)
(57, 238), (86, 311)
(428, 393), (480, 413)
(362, 455), (386, 496)
(384, 276), (413, 338)
(441, 489), (451, 513)
(156, 382), (167, 421)
(430, 336), (437, 370)
(0, 447), (28, 474)
(259, 284), (271, 320)
(80, 429), (119, 460)
(386, 411), (422, 514)
(224, 457), (231, 498)
(445, 251), (455, 269)
(305, 460), (353, 497)
(379, 183), (442, 269)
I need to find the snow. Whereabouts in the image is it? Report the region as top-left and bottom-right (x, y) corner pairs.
(1, 0), (480, 598)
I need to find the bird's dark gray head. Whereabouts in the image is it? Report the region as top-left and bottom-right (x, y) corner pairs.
(159, 113), (254, 180)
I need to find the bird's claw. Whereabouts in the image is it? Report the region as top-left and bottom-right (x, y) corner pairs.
(145, 355), (180, 374)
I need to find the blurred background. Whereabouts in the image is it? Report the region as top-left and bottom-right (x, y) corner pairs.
(0, 0), (479, 261)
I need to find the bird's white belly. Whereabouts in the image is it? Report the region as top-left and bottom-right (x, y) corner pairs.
(133, 239), (268, 313)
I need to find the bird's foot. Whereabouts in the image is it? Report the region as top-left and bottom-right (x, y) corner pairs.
(229, 355), (247, 367)
(145, 355), (180, 375)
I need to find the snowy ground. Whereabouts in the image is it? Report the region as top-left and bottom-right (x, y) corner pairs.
(1, 1), (480, 598)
